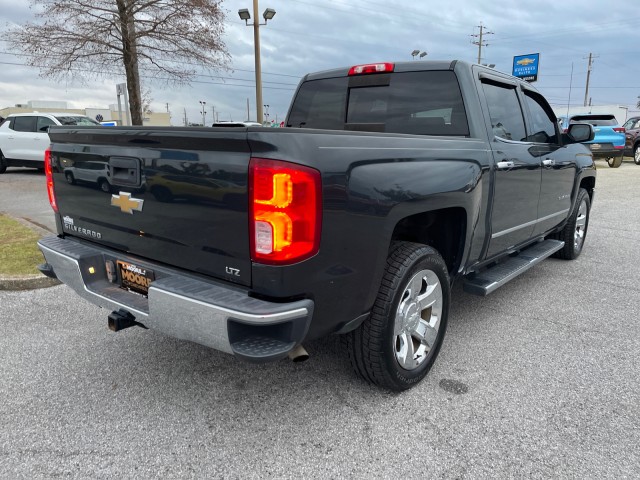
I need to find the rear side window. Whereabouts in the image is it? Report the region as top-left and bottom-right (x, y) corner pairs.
(570, 115), (617, 126)
(481, 82), (527, 142)
(287, 71), (469, 136)
(12, 116), (37, 132)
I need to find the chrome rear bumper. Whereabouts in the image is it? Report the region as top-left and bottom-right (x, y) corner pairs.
(38, 236), (313, 362)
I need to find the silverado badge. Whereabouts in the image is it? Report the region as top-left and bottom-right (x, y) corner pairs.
(111, 192), (144, 214)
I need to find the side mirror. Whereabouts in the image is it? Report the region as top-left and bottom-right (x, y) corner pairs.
(566, 123), (594, 143)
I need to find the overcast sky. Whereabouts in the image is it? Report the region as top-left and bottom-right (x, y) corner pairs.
(1, 0), (638, 125)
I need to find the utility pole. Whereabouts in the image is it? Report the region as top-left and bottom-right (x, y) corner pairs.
(583, 53), (598, 107)
(183, 107), (187, 126)
(211, 105), (216, 124)
(471, 23), (493, 64)
(247, 98), (250, 122)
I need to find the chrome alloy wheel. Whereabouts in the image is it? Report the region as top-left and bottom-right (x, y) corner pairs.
(393, 269), (443, 370)
(634, 146), (640, 165)
(574, 197), (588, 251)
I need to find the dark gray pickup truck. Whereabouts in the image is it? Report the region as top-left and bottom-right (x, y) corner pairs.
(38, 60), (596, 391)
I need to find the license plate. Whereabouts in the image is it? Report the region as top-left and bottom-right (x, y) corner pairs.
(590, 143), (601, 150)
(117, 260), (155, 296)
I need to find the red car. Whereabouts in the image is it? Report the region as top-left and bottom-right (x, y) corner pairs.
(622, 116), (640, 165)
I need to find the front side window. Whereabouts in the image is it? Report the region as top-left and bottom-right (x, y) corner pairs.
(523, 91), (558, 144)
(12, 116), (37, 132)
(481, 82), (527, 142)
(37, 116), (57, 132)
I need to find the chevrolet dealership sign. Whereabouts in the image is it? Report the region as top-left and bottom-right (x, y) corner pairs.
(512, 53), (540, 82)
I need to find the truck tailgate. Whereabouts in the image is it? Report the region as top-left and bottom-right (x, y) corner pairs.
(48, 127), (252, 287)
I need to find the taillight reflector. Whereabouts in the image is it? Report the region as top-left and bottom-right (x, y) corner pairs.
(348, 62), (394, 76)
(249, 158), (321, 265)
(613, 127), (625, 133)
(44, 148), (58, 213)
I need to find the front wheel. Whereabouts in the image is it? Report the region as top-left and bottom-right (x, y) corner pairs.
(344, 242), (450, 391)
(552, 188), (591, 260)
(634, 144), (640, 165)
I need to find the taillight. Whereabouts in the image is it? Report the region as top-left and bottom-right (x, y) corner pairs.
(249, 158), (321, 265)
(613, 127), (625, 133)
(44, 148), (58, 213)
(348, 62), (394, 76)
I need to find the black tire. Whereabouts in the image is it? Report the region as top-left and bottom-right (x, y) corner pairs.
(634, 144), (640, 165)
(552, 188), (591, 260)
(98, 178), (111, 193)
(607, 156), (622, 168)
(65, 172), (75, 185)
(344, 242), (450, 391)
(0, 150), (6, 174)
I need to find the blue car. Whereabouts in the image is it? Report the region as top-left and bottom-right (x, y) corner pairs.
(558, 114), (626, 167)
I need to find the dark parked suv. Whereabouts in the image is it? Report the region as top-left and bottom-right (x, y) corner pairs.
(622, 116), (640, 165)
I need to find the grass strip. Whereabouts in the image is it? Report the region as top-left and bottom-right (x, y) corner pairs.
(0, 214), (43, 275)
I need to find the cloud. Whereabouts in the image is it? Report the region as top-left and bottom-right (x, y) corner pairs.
(0, 0), (638, 124)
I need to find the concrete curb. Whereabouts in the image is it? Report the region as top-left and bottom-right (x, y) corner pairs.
(0, 214), (60, 291)
(0, 274), (61, 291)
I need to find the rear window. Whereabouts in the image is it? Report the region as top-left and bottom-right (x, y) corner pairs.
(54, 116), (100, 126)
(287, 71), (469, 136)
(569, 115), (617, 126)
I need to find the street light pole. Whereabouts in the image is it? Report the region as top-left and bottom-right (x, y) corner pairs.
(199, 100), (207, 126)
(239, 3), (275, 125)
(252, 0), (263, 125)
(411, 50), (427, 60)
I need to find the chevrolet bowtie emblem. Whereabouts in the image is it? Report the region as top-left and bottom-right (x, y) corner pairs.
(111, 192), (144, 214)
(517, 58), (535, 66)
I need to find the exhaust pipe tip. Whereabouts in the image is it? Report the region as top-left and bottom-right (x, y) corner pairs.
(288, 344), (309, 363)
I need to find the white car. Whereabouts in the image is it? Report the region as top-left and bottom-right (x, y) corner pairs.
(0, 112), (100, 173)
(63, 161), (112, 193)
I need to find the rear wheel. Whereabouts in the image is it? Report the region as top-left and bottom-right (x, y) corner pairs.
(552, 188), (590, 260)
(634, 144), (640, 165)
(607, 155), (623, 168)
(345, 242), (450, 391)
(0, 150), (6, 174)
(98, 178), (111, 193)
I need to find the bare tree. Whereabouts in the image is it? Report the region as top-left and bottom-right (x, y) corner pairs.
(9, 0), (230, 125)
(141, 87), (153, 116)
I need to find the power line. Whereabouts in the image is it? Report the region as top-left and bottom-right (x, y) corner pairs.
(0, 60), (297, 91)
(0, 51), (300, 86)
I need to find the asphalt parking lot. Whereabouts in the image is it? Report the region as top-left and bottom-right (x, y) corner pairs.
(1, 160), (639, 478)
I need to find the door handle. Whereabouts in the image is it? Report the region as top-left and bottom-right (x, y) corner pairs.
(496, 161), (515, 169)
(542, 159), (555, 167)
